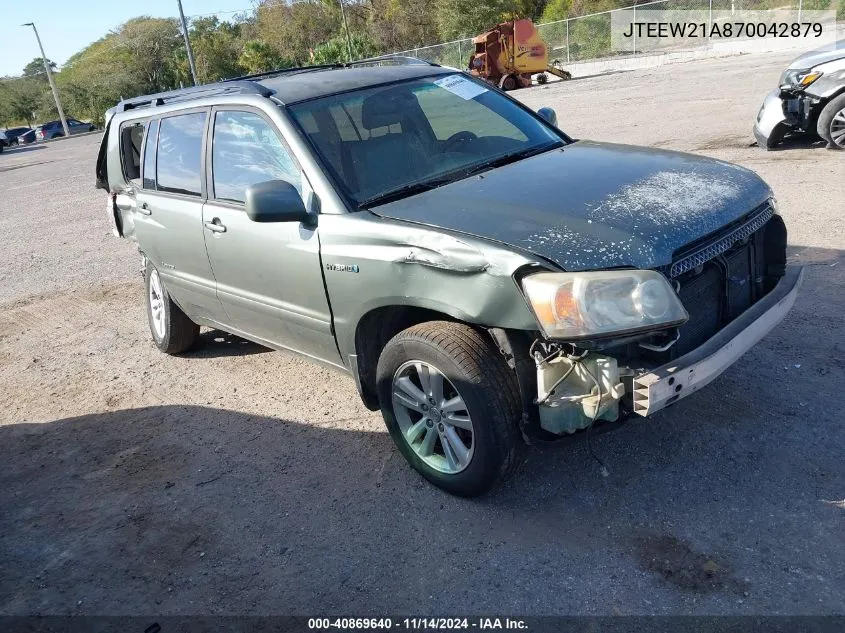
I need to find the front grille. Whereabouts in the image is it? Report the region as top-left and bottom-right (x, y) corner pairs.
(670, 204), (773, 278)
(646, 211), (787, 362)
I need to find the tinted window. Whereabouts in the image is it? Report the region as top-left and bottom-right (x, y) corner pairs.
(211, 111), (299, 204)
(157, 112), (206, 196)
(142, 119), (159, 190)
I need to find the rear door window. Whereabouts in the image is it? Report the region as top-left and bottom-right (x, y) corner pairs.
(156, 112), (207, 196)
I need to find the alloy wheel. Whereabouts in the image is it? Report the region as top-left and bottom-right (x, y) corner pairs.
(148, 269), (166, 340)
(830, 108), (845, 148)
(391, 360), (474, 474)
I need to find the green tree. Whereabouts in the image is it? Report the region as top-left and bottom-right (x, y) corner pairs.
(434, 0), (518, 40)
(311, 32), (380, 63)
(53, 17), (183, 125)
(111, 17), (182, 92)
(254, 0), (341, 64)
(0, 78), (46, 126)
(540, 0), (572, 21)
(366, 0), (439, 51)
(183, 17), (246, 83)
(239, 40), (292, 74)
(22, 57), (57, 80)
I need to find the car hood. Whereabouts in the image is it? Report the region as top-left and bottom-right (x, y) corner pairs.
(370, 141), (772, 271)
(788, 39), (845, 69)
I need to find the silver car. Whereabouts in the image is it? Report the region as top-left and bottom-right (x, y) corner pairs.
(97, 61), (801, 496)
(754, 40), (845, 149)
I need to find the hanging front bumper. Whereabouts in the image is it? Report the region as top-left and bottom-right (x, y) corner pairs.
(632, 266), (803, 416)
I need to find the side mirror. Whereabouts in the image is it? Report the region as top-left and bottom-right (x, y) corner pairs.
(244, 180), (313, 225)
(537, 107), (558, 127)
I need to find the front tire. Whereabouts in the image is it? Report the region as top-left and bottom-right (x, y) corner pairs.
(145, 264), (199, 354)
(376, 321), (523, 496)
(500, 74), (517, 91)
(816, 93), (845, 149)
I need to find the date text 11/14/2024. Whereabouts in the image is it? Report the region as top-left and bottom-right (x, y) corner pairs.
(308, 618), (528, 630)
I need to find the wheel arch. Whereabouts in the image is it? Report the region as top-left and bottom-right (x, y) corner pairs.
(352, 304), (460, 410)
(350, 302), (539, 427)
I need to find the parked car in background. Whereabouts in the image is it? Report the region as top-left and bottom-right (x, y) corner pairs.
(754, 39), (845, 149)
(98, 61), (801, 496)
(0, 130), (7, 152)
(4, 127), (34, 145)
(17, 128), (36, 144)
(35, 118), (96, 140)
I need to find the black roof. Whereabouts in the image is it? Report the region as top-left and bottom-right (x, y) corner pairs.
(260, 65), (454, 104)
(110, 61), (456, 117)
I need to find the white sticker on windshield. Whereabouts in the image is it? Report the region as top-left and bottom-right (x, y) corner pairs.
(433, 75), (488, 101)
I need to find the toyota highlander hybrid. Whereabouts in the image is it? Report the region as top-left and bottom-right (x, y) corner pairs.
(96, 60), (802, 496)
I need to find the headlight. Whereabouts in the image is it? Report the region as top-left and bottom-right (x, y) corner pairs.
(781, 68), (823, 89)
(797, 70), (822, 87)
(521, 270), (688, 339)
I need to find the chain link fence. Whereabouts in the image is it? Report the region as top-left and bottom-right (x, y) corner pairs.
(398, 38), (474, 69)
(395, 0), (826, 68)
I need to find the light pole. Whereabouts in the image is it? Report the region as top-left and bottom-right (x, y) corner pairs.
(176, 0), (198, 85)
(339, 0), (354, 62)
(21, 22), (69, 137)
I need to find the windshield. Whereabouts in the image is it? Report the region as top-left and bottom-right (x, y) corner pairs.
(289, 74), (564, 207)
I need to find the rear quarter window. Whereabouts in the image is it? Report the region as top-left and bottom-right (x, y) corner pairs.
(119, 121), (146, 184)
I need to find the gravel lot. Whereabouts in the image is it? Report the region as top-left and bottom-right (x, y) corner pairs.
(1, 50), (843, 617)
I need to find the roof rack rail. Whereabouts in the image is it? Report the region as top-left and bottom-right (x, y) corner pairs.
(225, 63), (345, 82)
(115, 80), (273, 113)
(346, 55), (439, 68)
(112, 56), (441, 116)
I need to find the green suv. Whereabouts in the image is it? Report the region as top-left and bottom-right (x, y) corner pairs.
(96, 59), (802, 496)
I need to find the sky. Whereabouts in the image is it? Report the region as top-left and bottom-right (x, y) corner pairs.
(2, 0), (254, 77)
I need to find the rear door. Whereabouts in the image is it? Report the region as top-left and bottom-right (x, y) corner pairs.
(201, 106), (339, 364)
(108, 118), (146, 240)
(133, 109), (227, 324)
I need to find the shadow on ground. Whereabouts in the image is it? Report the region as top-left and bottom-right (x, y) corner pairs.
(0, 249), (842, 617)
(2, 144), (46, 155)
(184, 330), (271, 359)
(768, 132), (830, 151)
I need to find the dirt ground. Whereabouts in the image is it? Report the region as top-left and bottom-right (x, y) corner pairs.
(1, 50), (843, 616)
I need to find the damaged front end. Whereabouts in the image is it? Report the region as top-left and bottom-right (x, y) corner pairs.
(754, 87), (823, 149)
(513, 203), (801, 438)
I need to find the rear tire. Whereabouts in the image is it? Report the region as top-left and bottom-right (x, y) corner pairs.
(816, 93), (845, 149)
(376, 321), (523, 496)
(145, 264), (199, 354)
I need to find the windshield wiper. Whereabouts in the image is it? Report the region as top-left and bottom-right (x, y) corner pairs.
(358, 178), (451, 209)
(459, 142), (563, 179)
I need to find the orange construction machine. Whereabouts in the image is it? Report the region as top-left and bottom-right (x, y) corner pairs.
(468, 19), (571, 90)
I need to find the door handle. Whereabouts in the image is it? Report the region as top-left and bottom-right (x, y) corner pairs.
(204, 218), (227, 233)
(137, 202), (151, 216)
